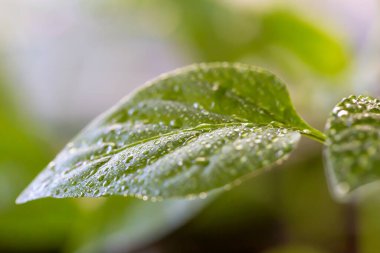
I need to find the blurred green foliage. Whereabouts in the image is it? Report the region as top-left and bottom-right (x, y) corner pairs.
(176, 2), (349, 76)
(0, 65), (79, 251)
(111, 0), (350, 77)
(67, 197), (205, 253)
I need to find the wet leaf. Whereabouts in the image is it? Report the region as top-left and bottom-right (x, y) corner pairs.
(17, 63), (322, 203)
(325, 95), (380, 200)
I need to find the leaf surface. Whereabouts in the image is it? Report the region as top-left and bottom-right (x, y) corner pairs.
(325, 95), (380, 200)
(17, 63), (321, 203)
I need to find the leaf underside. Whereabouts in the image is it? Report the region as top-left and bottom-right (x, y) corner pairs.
(17, 62), (319, 204)
(325, 95), (380, 200)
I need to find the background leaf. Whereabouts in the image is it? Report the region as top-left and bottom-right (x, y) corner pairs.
(324, 95), (380, 200)
(119, 0), (349, 76)
(0, 66), (80, 251)
(17, 63), (322, 203)
(65, 197), (207, 253)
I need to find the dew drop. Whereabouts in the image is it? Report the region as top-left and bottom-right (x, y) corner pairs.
(195, 157), (209, 166)
(106, 146), (113, 154)
(124, 155), (133, 163)
(337, 110), (348, 117)
(205, 143), (212, 149)
(170, 119), (180, 127)
(103, 180), (111, 187)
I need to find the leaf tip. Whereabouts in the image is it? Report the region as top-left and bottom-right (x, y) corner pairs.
(15, 193), (29, 204)
(15, 186), (44, 204)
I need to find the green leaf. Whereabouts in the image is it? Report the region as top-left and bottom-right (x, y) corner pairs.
(109, 1), (350, 76)
(163, 0), (349, 76)
(67, 197), (207, 253)
(17, 62), (323, 204)
(325, 95), (380, 200)
(257, 10), (349, 76)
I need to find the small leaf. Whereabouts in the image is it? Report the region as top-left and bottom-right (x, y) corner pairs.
(325, 95), (380, 200)
(17, 63), (322, 203)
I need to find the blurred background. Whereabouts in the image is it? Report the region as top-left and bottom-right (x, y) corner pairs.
(0, 0), (379, 252)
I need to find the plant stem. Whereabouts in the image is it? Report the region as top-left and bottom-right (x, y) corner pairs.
(345, 200), (358, 253)
(301, 129), (326, 144)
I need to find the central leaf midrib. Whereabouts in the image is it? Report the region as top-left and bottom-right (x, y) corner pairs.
(69, 122), (255, 170)
(98, 124), (277, 195)
(90, 88), (296, 160)
(78, 90), (307, 167)
(103, 122), (257, 157)
(74, 123), (261, 192)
